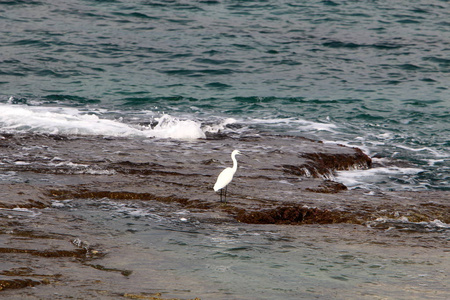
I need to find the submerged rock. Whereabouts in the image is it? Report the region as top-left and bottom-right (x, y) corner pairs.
(236, 205), (360, 225)
(0, 132), (448, 298)
(0, 132), (448, 224)
(0, 278), (45, 291)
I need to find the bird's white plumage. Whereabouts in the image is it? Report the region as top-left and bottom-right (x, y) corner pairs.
(214, 167), (235, 191)
(213, 150), (241, 192)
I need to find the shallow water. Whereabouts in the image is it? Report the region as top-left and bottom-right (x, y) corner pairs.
(0, 132), (448, 299)
(40, 198), (448, 300)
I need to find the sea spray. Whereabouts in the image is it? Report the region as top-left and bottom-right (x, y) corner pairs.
(0, 104), (206, 140)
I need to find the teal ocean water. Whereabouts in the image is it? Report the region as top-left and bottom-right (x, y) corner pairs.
(1, 0), (449, 190)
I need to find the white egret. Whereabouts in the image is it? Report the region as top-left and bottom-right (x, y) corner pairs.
(214, 150), (241, 203)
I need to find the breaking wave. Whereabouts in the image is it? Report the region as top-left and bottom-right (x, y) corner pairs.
(0, 104), (206, 140)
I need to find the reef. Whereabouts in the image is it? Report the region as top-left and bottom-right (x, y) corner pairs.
(0, 132), (448, 298)
(0, 278), (46, 291)
(1, 132), (448, 225)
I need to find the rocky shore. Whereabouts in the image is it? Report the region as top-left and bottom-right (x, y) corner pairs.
(1, 133), (448, 298)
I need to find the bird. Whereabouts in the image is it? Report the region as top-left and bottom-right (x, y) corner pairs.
(214, 150), (241, 203)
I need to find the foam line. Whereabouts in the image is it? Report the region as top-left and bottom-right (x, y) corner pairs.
(0, 104), (206, 139)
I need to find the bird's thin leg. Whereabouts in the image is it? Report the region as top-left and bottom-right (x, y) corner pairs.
(220, 189), (223, 202)
(224, 186), (227, 203)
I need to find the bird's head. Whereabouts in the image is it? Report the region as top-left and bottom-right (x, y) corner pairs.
(232, 150), (241, 156)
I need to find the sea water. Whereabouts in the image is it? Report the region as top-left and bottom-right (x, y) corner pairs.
(1, 0), (449, 191)
(0, 1), (450, 190)
(1, 1), (449, 298)
(45, 198), (448, 300)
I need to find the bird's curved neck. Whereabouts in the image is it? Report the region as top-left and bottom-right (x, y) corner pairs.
(231, 153), (238, 171)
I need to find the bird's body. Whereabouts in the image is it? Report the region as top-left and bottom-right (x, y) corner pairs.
(214, 150), (241, 202)
(214, 167), (235, 192)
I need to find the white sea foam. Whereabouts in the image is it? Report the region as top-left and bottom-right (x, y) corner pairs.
(323, 140), (371, 156)
(250, 117), (337, 132)
(51, 200), (66, 208)
(367, 216), (449, 231)
(50, 161), (89, 168)
(427, 159), (445, 166)
(335, 167), (425, 189)
(428, 219), (450, 228)
(395, 144), (448, 158)
(149, 114), (206, 139)
(14, 161), (31, 165)
(0, 104), (205, 139)
(202, 117), (237, 133)
(0, 207), (42, 217)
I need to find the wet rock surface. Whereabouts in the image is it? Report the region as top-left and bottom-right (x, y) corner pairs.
(0, 133), (449, 298)
(1, 133), (447, 225)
